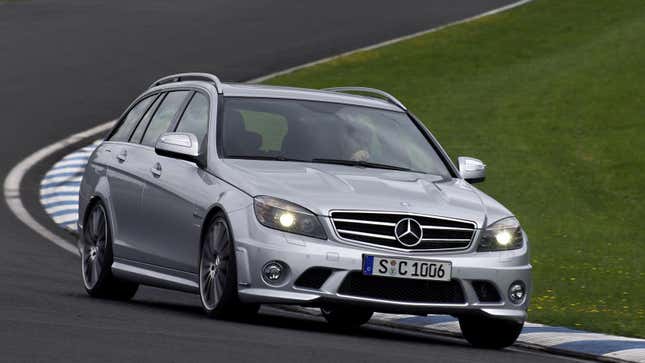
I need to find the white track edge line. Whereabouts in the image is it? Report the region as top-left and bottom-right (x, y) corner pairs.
(3, 121), (115, 256)
(246, 0), (534, 83)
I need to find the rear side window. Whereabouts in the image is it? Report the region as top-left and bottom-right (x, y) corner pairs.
(175, 92), (209, 147)
(141, 91), (190, 147)
(110, 95), (155, 142)
(130, 93), (164, 144)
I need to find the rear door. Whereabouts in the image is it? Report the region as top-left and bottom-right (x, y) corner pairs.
(139, 91), (211, 272)
(126, 90), (192, 266)
(102, 93), (159, 258)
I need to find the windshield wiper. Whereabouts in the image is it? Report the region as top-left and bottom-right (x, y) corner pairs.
(226, 155), (310, 162)
(311, 158), (416, 172)
(228, 155), (422, 173)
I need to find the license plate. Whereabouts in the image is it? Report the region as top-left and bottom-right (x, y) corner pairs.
(362, 255), (451, 281)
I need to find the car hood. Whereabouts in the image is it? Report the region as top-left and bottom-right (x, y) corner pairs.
(216, 159), (512, 228)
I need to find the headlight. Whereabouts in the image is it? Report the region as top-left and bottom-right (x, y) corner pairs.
(478, 216), (524, 251)
(253, 196), (327, 239)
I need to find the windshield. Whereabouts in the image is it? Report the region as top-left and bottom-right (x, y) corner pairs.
(220, 97), (452, 177)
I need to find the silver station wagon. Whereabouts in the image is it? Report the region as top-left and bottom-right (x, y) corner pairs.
(78, 73), (531, 348)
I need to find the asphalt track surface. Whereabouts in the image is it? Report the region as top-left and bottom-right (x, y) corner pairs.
(0, 1), (587, 362)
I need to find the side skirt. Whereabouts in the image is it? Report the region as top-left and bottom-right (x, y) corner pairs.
(112, 257), (199, 294)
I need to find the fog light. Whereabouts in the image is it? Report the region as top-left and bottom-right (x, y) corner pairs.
(263, 261), (283, 282)
(508, 281), (526, 305)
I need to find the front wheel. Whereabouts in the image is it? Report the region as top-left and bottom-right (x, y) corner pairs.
(459, 315), (524, 349)
(199, 213), (259, 319)
(321, 305), (373, 329)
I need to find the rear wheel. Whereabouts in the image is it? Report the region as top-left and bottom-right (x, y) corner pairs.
(321, 305), (373, 329)
(459, 315), (524, 349)
(80, 201), (138, 300)
(199, 213), (259, 319)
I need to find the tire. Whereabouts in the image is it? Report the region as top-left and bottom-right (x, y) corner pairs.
(199, 212), (259, 319)
(458, 315), (524, 349)
(80, 201), (138, 300)
(321, 305), (373, 329)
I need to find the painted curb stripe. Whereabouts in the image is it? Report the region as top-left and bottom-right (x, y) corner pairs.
(41, 174), (84, 182)
(42, 199), (79, 206)
(554, 340), (645, 356)
(605, 349), (645, 363)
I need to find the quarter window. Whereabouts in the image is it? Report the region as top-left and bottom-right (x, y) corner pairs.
(110, 95), (155, 142)
(141, 91), (190, 147)
(175, 92), (209, 147)
(130, 93), (164, 144)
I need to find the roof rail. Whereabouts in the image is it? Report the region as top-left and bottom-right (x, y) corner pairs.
(322, 87), (407, 111)
(149, 73), (223, 94)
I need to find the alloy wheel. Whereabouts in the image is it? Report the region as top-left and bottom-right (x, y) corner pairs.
(200, 220), (231, 311)
(82, 204), (108, 290)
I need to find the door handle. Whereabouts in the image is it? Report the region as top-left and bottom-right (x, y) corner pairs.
(151, 162), (162, 177)
(116, 150), (127, 163)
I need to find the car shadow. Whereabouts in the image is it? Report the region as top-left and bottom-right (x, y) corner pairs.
(126, 297), (467, 348)
(68, 286), (469, 349)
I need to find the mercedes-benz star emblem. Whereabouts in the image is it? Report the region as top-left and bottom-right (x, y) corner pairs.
(394, 218), (423, 247)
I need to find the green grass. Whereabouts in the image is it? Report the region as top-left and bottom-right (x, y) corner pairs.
(264, 0), (645, 338)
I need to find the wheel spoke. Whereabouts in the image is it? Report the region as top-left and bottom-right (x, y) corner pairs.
(211, 275), (219, 304)
(91, 259), (101, 285)
(90, 208), (101, 240)
(96, 217), (106, 243)
(209, 225), (221, 256)
(204, 229), (216, 258)
(96, 249), (105, 266)
(215, 222), (225, 243)
(216, 272), (225, 294)
(217, 232), (230, 255)
(200, 262), (211, 278)
(84, 258), (92, 283)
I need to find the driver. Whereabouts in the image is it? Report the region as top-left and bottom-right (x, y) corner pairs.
(338, 110), (373, 162)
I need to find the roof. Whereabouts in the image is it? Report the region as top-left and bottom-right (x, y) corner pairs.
(147, 73), (404, 112)
(221, 83), (404, 112)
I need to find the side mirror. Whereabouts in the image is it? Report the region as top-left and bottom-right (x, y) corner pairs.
(155, 132), (204, 166)
(458, 156), (486, 183)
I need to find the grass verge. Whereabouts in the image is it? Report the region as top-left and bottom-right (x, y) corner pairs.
(264, 0), (645, 338)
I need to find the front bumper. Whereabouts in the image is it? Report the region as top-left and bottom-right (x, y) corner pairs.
(229, 205), (531, 323)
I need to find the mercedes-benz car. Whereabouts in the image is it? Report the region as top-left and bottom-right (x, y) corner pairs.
(78, 73), (531, 349)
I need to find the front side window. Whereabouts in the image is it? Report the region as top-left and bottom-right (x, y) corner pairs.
(175, 92), (209, 147)
(220, 97), (451, 177)
(110, 95), (155, 142)
(141, 91), (190, 147)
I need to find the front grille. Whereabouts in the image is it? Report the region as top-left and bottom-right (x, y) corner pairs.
(338, 272), (465, 303)
(330, 211), (476, 251)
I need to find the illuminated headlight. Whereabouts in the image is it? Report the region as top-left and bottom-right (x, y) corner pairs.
(253, 196), (327, 239)
(478, 216), (524, 251)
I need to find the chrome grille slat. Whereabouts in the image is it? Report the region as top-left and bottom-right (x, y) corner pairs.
(421, 238), (471, 242)
(331, 211), (476, 251)
(336, 229), (396, 241)
(333, 219), (396, 227)
(421, 225), (473, 231)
